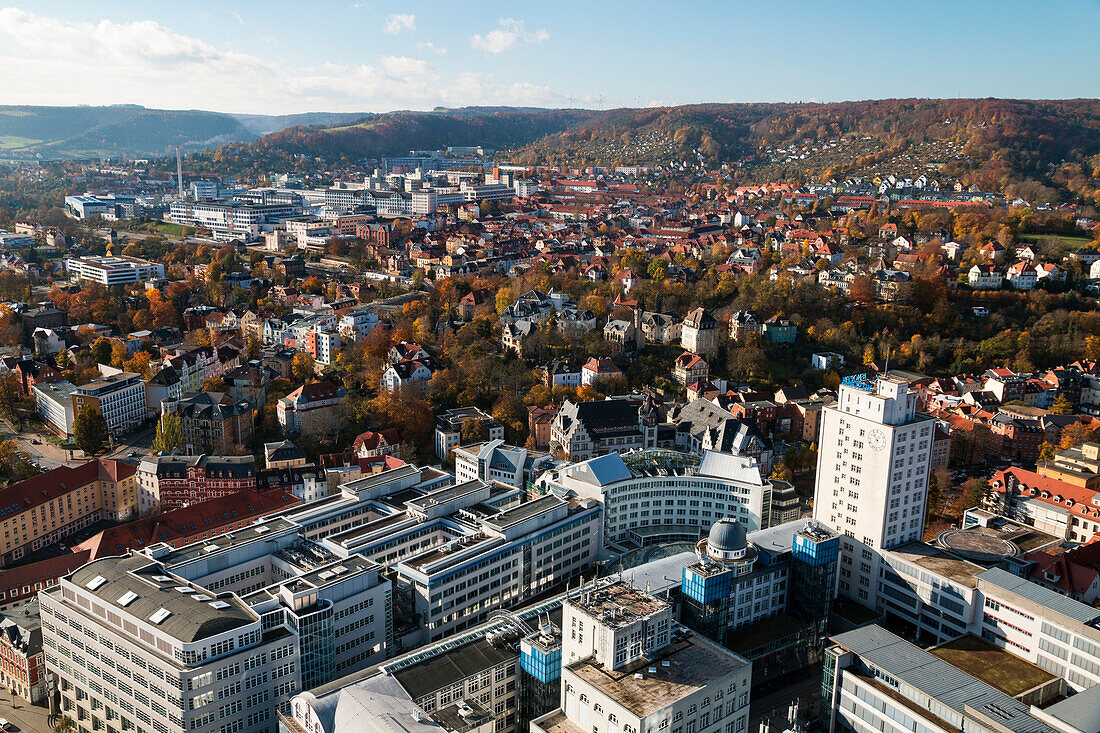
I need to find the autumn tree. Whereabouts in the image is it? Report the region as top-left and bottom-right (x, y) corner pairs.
(960, 478), (992, 510)
(1050, 395), (1073, 415)
(1060, 422), (1094, 450)
(460, 418), (490, 445)
(152, 411), (183, 454)
(291, 353), (316, 383)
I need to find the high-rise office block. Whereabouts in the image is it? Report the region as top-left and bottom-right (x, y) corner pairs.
(812, 374), (935, 607)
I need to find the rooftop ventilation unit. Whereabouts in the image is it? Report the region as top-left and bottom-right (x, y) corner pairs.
(86, 576), (107, 591)
(117, 591), (138, 606)
(149, 608), (172, 624)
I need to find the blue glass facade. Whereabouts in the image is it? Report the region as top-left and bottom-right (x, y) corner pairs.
(681, 566), (733, 605)
(793, 531), (839, 567)
(520, 644), (561, 684)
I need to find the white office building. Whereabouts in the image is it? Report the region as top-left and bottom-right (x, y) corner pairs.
(453, 440), (556, 492)
(823, 625), (1070, 733)
(65, 256), (165, 285)
(537, 449), (775, 546)
(40, 517), (393, 733)
(531, 581), (752, 733)
(812, 374), (934, 607)
(169, 201), (298, 242)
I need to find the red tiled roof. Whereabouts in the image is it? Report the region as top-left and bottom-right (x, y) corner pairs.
(0, 460), (136, 515)
(74, 488), (298, 560)
(0, 550), (92, 595)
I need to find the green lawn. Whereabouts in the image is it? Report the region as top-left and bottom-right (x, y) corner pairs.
(1019, 233), (1094, 251)
(0, 135), (41, 149)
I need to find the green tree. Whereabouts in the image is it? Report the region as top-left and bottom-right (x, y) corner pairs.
(73, 406), (108, 456)
(961, 478), (992, 510)
(91, 337), (112, 365)
(152, 411), (183, 454)
(53, 716), (77, 733)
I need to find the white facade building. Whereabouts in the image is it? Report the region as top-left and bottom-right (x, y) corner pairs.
(538, 449), (775, 546)
(532, 582), (752, 733)
(65, 256), (165, 285)
(812, 374), (934, 608)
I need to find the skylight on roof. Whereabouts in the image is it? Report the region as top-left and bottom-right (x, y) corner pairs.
(209, 601), (230, 610)
(117, 591), (138, 606)
(174, 586), (193, 593)
(149, 608), (172, 624)
(152, 575), (173, 583)
(192, 594), (211, 602)
(85, 575), (107, 590)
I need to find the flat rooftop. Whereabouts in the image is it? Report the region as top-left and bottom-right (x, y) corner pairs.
(568, 636), (747, 718)
(571, 581), (669, 628)
(484, 495), (562, 529)
(151, 517), (298, 565)
(928, 634), (1056, 698)
(889, 541), (985, 587)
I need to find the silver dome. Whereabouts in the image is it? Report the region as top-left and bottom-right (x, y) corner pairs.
(708, 518), (747, 553)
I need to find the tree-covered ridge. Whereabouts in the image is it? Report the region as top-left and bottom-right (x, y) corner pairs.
(252, 107), (598, 158)
(0, 105), (258, 158)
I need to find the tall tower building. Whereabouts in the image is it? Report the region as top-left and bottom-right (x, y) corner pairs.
(812, 374), (935, 608)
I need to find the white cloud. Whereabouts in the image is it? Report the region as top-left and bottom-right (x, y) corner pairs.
(0, 7), (563, 114)
(417, 42), (447, 55)
(470, 18), (549, 54)
(383, 13), (415, 34)
(231, 11), (244, 26)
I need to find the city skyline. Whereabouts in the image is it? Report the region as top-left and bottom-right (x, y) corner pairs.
(0, 0), (1098, 115)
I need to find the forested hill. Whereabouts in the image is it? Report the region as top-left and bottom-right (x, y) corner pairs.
(506, 99), (1100, 203)
(249, 107), (599, 158)
(0, 105), (259, 159)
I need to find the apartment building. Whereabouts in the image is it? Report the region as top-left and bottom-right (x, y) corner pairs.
(136, 454), (257, 513)
(549, 400), (657, 462)
(277, 381), (346, 441)
(34, 379), (78, 436)
(537, 449), (774, 545)
(532, 582), (752, 733)
(0, 459), (136, 566)
(64, 255), (164, 285)
(168, 392), (255, 455)
(0, 598), (46, 704)
(812, 374), (935, 608)
(72, 366), (147, 435)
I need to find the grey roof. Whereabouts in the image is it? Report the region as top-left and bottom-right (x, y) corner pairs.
(391, 634), (515, 700)
(831, 625), (1058, 733)
(67, 555), (256, 646)
(708, 518), (748, 552)
(1037, 684), (1100, 733)
(568, 453), (634, 487)
(977, 566), (1100, 626)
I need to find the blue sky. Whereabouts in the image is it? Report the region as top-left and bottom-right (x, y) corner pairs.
(1, 1), (1098, 114)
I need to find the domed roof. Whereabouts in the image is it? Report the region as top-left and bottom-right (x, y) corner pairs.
(708, 518), (747, 553)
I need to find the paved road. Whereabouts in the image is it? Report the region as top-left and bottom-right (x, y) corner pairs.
(0, 696), (51, 733)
